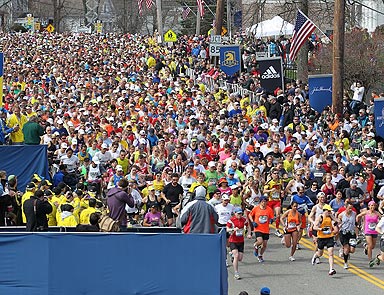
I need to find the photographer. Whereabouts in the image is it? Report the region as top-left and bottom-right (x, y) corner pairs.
(23, 189), (53, 232)
(22, 115), (44, 145)
(106, 178), (134, 231)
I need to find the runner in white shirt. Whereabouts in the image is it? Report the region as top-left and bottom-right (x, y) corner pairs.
(215, 194), (235, 226)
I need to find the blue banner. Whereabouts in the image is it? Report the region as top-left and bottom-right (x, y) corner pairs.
(308, 74), (333, 113)
(220, 45), (241, 76)
(374, 98), (384, 139)
(0, 231), (228, 295)
(0, 145), (50, 191)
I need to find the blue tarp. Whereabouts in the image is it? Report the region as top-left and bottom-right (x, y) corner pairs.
(0, 231), (228, 295)
(0, 145), (49, 191)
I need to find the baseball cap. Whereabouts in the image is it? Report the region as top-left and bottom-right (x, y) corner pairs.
(139, 130), (146, 135)
(116, 165), (123, 171)
(350, 179), (358, 186)
(352, 156), (359, 161)
(61, 142), (68, 149)
(101, 143), (108, 149)
(293, 154), (301, 160)
(7, 175), (16, 182)
(234, 207), (243, 214)
(316, 159), (323, 164)
(323, 204), (332, 211)
(259, 196), (268, 202)
(367, 132), (375, 137)
(221, 194), (230, 200)
(377, 159), (384, 165)
(230, 184), (239, 190)
(92, 157), (100, 165)
(208, 161), (216, 168)
(228, 168), (235, 175)
(260, 287), (271, 295)
(317, 192), (325, 198)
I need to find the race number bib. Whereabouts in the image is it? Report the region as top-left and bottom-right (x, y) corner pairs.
(322, 227), (331, 235)
(368, 222), (377, 230)
(349, 238), (357, 247)
(259, 215), (268, 224)
(235, 229), (244, 237)
(288, 222), (297, 229)
(272, 192), (280, 200)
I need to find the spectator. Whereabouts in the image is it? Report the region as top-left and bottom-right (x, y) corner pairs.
(23, 189), (52, 231)
(22, 115), (44, 145)
(106, 178), (134, 231)
(180, 186), (218, 233)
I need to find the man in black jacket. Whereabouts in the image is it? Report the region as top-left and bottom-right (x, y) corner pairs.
(268, 96), (282, 121)
(23, 190), (52, 232)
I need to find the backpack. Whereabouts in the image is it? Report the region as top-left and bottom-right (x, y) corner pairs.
(98, 215), (120, 232)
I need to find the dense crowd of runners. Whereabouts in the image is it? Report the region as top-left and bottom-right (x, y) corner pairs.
(0, 31), (383, 280)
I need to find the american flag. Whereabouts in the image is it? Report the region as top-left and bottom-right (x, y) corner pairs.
(146, 0), (154, 9)
(289, 10), (316, 61)
(182, 6), (192, 20)
(138, 0), (144, 15)
(197, 0), (204, 17)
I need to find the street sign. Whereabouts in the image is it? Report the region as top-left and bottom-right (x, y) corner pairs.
(209, 34), (221, 57)
(95, 20), (103, 33)
(34, 22), (41, 31)
(164, 30), (177, 42)
(46, 24), (54, 33)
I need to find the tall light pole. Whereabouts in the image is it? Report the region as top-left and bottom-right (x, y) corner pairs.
(156, 0), (163, 42)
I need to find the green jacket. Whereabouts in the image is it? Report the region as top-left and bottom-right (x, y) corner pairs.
(22, 121), (44, 145)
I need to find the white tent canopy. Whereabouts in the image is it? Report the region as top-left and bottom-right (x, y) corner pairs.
(246, 16), (295, 37)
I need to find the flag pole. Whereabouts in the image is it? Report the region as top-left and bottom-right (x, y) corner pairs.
(298, 9), (332, 42)
(183, 3), (197, 16)
(203, 1), (215, 17)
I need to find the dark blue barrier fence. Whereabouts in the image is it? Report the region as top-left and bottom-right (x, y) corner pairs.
(0, 231), (228, 295)
(0, 145), (50, 191)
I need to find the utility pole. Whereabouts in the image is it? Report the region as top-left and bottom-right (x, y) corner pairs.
(226, 0), (231, 40)
(156, 0), (163, 43)
(196, 8), (201, 35)
(297, 0), (308, 83)
(214, 0), (224, 35)
(332, 0), (345, 114)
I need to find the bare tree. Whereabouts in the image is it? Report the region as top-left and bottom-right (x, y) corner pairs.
(311, 27), (384, 95)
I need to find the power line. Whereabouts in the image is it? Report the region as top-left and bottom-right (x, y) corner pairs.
(348, 0), (384, 16)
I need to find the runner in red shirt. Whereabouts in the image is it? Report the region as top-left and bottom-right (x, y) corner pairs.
(227, 207), (249, 280)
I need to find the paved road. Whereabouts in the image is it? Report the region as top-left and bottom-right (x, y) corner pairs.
(227, 231), (384, 295)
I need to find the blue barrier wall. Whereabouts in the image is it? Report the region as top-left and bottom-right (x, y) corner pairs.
(0, 145), (50, 191)
(0, 231), (228, 295)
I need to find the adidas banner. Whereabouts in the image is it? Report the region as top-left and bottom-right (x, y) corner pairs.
(220, 45), (241, 76)
(308, 74), (332, 113)
(258, 57), (284, 94)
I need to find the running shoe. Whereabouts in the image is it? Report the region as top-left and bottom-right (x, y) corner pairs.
(254, 246), (259, 257)
(258, 256), (264, 263)
(281, 237), (285, 245)
(356, 238), (362, 245)
(329, 269), (336, 276)
(296, 244), (301, 250)
(289, 256), (295, 261)
(343, 263), (349, 269)
(311, 253), (320, 265)
(369, 256), (381, 267)
(275, 229), (283, 238)
(363, 243), (368, 255)
(234, 272), (240, 280)
(339, 248), (343, 258)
